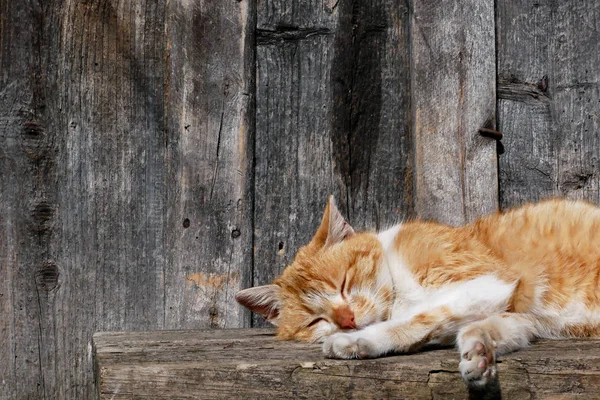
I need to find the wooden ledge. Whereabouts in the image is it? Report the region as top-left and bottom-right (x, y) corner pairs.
(93, 328), (600, 399)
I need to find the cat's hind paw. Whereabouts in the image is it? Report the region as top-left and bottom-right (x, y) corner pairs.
(459, 340), (497, 387)
(322, 332), (379, 359)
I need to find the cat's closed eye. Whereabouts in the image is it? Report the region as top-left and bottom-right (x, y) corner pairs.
(307, 317), (325, 327)
(340, 273), (348, 297)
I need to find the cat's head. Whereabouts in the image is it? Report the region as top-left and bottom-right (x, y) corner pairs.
(236, 196), (393, 342)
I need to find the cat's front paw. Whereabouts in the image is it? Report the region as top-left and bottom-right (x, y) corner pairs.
(322, 332), (379, 359)
(459, 340), (497, 387)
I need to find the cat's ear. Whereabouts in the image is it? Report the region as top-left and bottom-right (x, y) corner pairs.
(309, 195), (355, 251)
(235, 284), (281, 325)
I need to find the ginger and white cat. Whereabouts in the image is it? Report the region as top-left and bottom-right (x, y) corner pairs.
(236, 197), (600, 388)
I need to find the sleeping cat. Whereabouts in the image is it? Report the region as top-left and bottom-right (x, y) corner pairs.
(236, 196), (600, 388)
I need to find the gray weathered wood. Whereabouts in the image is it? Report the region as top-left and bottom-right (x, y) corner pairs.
(497, 0), (600, 208)
(163, 0), (255, 330)
(412, 0), (498, 225)
(94, 328), (600, 399)
(0, 1), (253, 398)
(253, 0), (413, 326)
(0, 2), (51, 398)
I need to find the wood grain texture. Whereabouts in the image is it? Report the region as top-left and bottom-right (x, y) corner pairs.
(0, 1), (253, 398)
(497, 0), (600, 208)
(253, 0), (413, 326)
(94, 328), (600, 399)
(163, 0), (255, 330)
(412, 0), (498, 226)
(0, 2), (51, 398)
(5, 0), (599, 398)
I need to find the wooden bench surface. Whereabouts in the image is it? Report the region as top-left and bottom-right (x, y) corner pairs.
(93, 328), (600, 399)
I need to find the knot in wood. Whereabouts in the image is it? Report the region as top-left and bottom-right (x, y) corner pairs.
(31, 201), (55, 233)
(22, 121), (45, 137)
(21, 121), (50, 161)
(36, 262), (59, 292)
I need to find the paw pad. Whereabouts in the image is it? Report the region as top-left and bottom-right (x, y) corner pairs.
(459, 340), (497, 387)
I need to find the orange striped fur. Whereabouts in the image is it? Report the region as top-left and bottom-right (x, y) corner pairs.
(236, 197), (600, 388)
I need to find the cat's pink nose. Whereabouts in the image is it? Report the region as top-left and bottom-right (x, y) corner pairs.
(333, 305), (356, 329)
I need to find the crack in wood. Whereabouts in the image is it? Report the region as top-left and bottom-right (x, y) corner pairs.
(34, 283), (47, 399)
(497, 79), (551, 105)
(256, 27), (332, 45)
(209, 107), (225, 202)
(525, 166), (552, 179)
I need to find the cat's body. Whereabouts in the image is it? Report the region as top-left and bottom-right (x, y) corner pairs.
(236, 197), (600, 387)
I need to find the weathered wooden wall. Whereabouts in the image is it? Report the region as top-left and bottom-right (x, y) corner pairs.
(497, 0), (600, 207)
(253, 0), (414, 326)
(1, 1), (253, 398)
(1, 0), (598, 399)
(252, 0), (500, 325)
(412, 0), (498, 226)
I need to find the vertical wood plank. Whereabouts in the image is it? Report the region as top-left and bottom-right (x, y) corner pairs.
(1, 0), (255, 397)
(254, 1), (412, 326)
(0, 2), (47, 397)
(51, 1), (169, 398)
(412, 0), (498, 225)
(164, 0), (255, 329)
(331, 1), (414, 230)
(497, 1), (600, 207)
(255, 34), (340, 307)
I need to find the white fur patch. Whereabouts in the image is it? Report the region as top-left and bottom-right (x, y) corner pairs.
(377, 224), (516, 322)
(378, 224), (402, 250)
(313, 319), (338, 341)
(377, 226), (427, 311)
(387, 275), (516, 323)
(329, 294), (346, 308)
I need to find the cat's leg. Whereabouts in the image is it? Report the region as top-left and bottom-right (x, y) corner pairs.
(457, 313), (536, 387)
(324, 275), (517, 359)
(323, 306), (483, 359)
